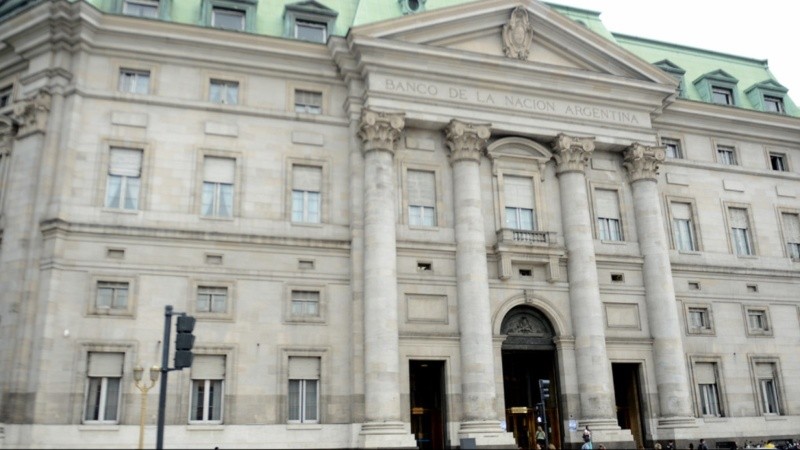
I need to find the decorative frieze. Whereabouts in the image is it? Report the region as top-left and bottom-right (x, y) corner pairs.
(444, 119), (491, 164)
(502, 6), (534, 60)
(12, 89), (51, 137)
(551, 133), (594, 174)
(623, 142), (665, 182)
(357, 108), (405, 154)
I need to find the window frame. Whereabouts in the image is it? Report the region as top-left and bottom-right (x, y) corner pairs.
(88, 274), (137, 317)
(197, 151), (241, 220)
(684, 302), (714, 336)
(287, 82), (329, 115)
(766, 150), (790, 172)
(190, 280), (235, 320)
(745, 79), (789, 114)
(666, 196), (701, 252)
(777, 208), (800, 260)
(660, 136), (683, 159)
(499, 173), (538, 231)
(104, 146), (144, 211)
(283, 2), (338, 43)
(201, 0), (257, 32)
(689, 355), (727, 418)
(188, 353), (228, 425)
(119, 0), (171, 19)
(281, 348), (327, 424)
(693, 69), (740, 107)
(208, 78), (240, 105)
(723, 203), (758, 257)
(284, 283), (326, 324)
(77, 343), (133, 425)
(287, 158), (329, 225)
(590, 185), (627, 242)
(402, 165), (443, 229)
(117, 68), (151, 95)
(743, 305), (773, 337)
(715, 144), (738, 166)
(749, 356), (784, 416)
(293, 89), (323, 115)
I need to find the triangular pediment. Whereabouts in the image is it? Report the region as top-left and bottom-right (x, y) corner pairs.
(285, 0), (338, 18)
(349, 0), (676, 85)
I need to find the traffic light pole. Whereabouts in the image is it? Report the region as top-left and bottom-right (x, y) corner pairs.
(156, 305), (173, 450)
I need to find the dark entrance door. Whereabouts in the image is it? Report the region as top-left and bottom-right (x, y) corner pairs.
(409, 360), (447, 450)
(501, 306), (560, 450)
(612, 363), (645, 449)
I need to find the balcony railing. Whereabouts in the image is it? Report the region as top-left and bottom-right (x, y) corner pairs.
(497, 228), (552, 245)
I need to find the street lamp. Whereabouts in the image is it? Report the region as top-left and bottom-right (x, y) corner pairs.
(133, 365), (160, 450)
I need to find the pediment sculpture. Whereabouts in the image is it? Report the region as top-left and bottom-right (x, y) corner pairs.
(502, 6), (533, 60)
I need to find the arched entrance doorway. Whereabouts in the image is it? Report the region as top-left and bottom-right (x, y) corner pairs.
(501, 305), (561, 450)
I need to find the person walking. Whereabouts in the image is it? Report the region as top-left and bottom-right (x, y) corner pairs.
(698, 439), (709, 450)
(581, 432), (593, 450)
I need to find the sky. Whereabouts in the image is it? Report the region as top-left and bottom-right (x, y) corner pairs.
(551, 0), (800, 96)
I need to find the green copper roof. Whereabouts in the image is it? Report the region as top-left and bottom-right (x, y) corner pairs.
(5, 0), (797, 116)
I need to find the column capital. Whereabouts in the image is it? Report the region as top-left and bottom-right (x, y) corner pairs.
(623, 142), (665, 182)
(551, 133), (594, 174)
(444, 119), (491, 164)
(357, 108), (405, 154)
(12, 88), (51, 138)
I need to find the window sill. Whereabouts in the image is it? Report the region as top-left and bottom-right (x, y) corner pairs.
(79, 424), (120, 430)
(701, 416), (727, 423)
(763, 414), (786, 421)
(599, 240), (626, 245)
(285, 317), (326, 325)
(735, 254), (758, 259)
(101, 208), (140, 215)
(687, 329), (715, 336)
(408, 225), (439, 231)
(286, 423), (322, 430)
(291, 221), (323, 228)
(186, 423), (224, 430)
(194, 313), (234, 322)
(200, 215), (235, 221)
(678, 250), (702, 255)
(88, 309), (136, 319)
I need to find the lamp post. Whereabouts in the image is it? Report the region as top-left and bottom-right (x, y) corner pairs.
(133, 365), (160, 450)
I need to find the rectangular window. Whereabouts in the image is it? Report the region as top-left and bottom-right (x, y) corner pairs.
(84, 352), (123, 423)
(105, 148), (142, 210)
(717, 145), (737, 165)
(712, 86), (733, 105)
(671, 202), (697, 251)
(781, 212), (800, 259)
(764, 96), (785, 113)
(197, 286), (227, 313)
(295, 20), (327, 42)
(688, 307), (710, 331)
(595, 189), (622, 241)
(190, 355), (225, 423)
(209, 79), (239, 105)
(122, 0), (159, 18)
(504, 175), (535, 230)
(728, 207), (753, 255)
(96, 281), (129, 310)
(747, 309), (768, 332)
(212, 6), (245, 31)
(695, 362), (722, 417)
(769, 153), (787, 171)
(118, 69), (150, 94)
(294, 90), (322, 114)
(755, 362), (780, 414)
(291, 165), (322, 223)
(288, 356), (320, 423)
(407, 170), (436, 227)
(662, 138), (682, 159)
(0, 85), (12, 108)
(291, 290), (320, 317)
(202, 157), (235, 218)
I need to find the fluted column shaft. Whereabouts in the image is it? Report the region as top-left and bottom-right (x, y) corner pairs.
(358, 109), (405, 423)
(623, 144), (694, 420)
(552, 134), (616, 422)
(445, 120), (498, 422)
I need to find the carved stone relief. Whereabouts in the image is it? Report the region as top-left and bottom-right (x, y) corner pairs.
(623, 142), (666, 182)
(502, 6), (534, 61)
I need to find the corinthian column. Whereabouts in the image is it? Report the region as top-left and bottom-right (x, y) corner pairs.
(445, 120), (515, 448)
(356, 109), (416, 448)
(623, 144), (695, 426)
(551, 134), (618, 428)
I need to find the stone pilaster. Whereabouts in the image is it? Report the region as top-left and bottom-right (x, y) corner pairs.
(356, 109), (416, 448)
(623, 144), (696, 426)
(445, 119), (516, 449)
(551, 134), (619, 429)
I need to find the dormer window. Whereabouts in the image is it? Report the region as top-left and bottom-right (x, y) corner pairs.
(284, 1), (338, 43)
(654, 59), (687, 98)
(745, 79), (789, 114)
(202, 0), (256, 32)
(122, 0), (159, 18)
(693, 69), (739, 107)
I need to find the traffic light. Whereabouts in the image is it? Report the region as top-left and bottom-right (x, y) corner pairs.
(174, 315), (196, 369)
(539, 379), (551, 402)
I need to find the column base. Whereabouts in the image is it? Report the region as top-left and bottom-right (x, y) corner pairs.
(357, 421), (417, 449)
(657, 416), (698, 429)
(458, 420), (517, 449)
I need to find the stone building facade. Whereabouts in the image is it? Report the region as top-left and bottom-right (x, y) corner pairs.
(0, 0), (798, 448)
